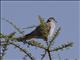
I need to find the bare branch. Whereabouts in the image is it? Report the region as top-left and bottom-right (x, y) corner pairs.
(41, 50), (47, 60)
(1, 18), (24, 35)
(50, 42), (73, 52)
(22, 25), (37, 29)
(9, 42), (35, 60)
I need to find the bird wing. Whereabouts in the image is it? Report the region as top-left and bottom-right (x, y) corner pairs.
(16, 21), (50, 41)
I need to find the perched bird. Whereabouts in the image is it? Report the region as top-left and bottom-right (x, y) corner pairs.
(16, 17), (56, 42)
(47, 17), (57, 40)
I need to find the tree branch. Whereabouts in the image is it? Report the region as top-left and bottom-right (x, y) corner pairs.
(48, 27), (61, 49)
(9, 42), (35, 60)
(47, 50), (52, 60)
(50, 42), (73, 52)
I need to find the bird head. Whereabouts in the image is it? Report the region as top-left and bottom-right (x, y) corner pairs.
(46, 17), (57, 28)
(47, 17), (57, 23)
(47, 17), (57, 39)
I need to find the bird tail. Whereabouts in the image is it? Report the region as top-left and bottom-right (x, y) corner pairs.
(15, 33), (36, 41)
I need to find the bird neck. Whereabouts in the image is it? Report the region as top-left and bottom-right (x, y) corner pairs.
(49, 21), (56, 38)
(50, 22), (55, 28)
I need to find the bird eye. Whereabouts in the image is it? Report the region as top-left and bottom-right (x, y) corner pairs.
(47, 19), (51, 23)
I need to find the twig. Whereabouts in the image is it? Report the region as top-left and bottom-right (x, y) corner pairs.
(47, 50), (52, 60)
(1, 40), (35, 60)
(41, 50), (46, 60)
(50, 42), (73, 52)
(25, 40), (46, 50)
(1, 18), (24, 35)
(48, 27), (61, 49)
(22, 25), (37, 29)
(9, 42), (35, 60)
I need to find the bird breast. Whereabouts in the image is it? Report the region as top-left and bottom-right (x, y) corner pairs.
(48, 22), (55, 39)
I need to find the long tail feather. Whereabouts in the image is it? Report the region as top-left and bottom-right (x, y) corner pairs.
(15, 33), (36, 41)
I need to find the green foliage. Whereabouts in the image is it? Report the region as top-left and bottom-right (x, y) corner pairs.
(0, 33), (6, 38)
(0, 16), (73, 60)
(25, 40), (45, 49)
(38, 16), (46, 28)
